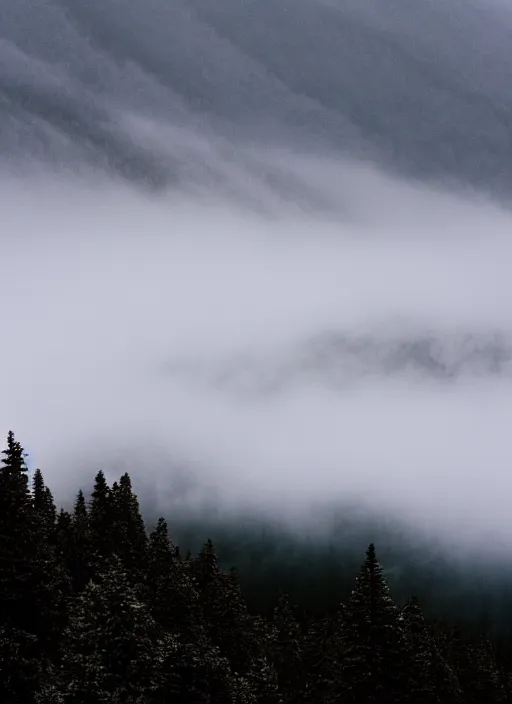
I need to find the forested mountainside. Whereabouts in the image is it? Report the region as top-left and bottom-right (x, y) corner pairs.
(165, 510), (512, 637)
(2, 430), (512, 703)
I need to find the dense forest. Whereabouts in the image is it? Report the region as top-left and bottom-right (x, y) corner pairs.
(1, 430), (512, 703)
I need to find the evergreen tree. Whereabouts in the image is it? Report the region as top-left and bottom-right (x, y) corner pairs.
(470, 638), (506, 703)
(298, 607), (350, 704)
(49, 556), (159, 703)
(111, 473), (148, 581)
(54, 509), (72, 565)
(152, 630), (234, 704)
(197, 548), (255, 677)
(32, 468), (57, 533)
(446, 630), (506, 704)
(0, 625), (43, 703)
(194, 538), (221, 591)
(337, 543), (408, 703)
(0, 433), (65, 700)
(148, 517), (202, 640)
(402, 596), (463, 703)
(244, 654), (282, 704)
(0, 431), (33, 629)
(147, 521), (235, 703)
(74, 488), (87, 520)
(88, 470), (114, 574)
(271, 594), (302, 703)
(230, 674), (258, 704)
(68, 490), (93, 592)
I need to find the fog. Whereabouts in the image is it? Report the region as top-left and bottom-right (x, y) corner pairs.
(2, 0), (512, 552)
(2, 166), (512, 550)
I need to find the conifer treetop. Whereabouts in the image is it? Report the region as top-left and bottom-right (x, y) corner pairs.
(1, 430), (28, 473)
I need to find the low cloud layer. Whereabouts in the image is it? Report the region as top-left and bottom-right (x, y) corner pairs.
(2, 165), (512, 553)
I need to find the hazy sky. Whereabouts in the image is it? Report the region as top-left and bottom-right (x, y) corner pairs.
(2, 0), (512, 197)
(2, 0), (512, 551)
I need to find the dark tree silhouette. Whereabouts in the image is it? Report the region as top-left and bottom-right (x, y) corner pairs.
(0, 433), (511, 703)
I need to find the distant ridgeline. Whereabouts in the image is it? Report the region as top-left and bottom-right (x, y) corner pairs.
(1, 430), (512, 702)
(167, 507), (512, 633)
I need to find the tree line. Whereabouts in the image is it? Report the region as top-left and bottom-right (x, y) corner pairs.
(0, 430), (511, 702)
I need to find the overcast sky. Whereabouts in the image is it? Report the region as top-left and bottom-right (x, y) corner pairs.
(2, 0), (512, 551)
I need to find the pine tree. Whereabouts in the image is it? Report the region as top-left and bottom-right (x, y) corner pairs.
(473, 638), (506, 702)
(54, 508), (72, 562)
(0, 431), (33, 629)
(0, 625), (42, 703)
(337, 543), (408, 703)
(230, 673), (258, 704)
(111, 473), (148, 582)
(49, 555), (160, 703)
(0, 433), (65, 701)
(88, 470), (114, 574)
(198, 555), (255, 677)
(299, 611), (345, 704)
(32, 468), (57, 533)
(247, 615), (283, 704)
(146, 520), (237, 703)
(153, 630), (234, 704)
(194, 538), (221, 591)
(271, 594), (302, 703)
(447, 633), (506, 704)
(245, 653), (282, 704)
(67, 490), (93, 592)
(148, 518), (202, 640)
(74, 488), (87, 521)
(53, 494), (91, 595)
(0, 433), (40, 702)
(402, 596), (463, 703)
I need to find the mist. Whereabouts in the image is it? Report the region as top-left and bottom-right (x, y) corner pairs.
(2, 0), (512, 553)
(1, 164), (512, 551)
